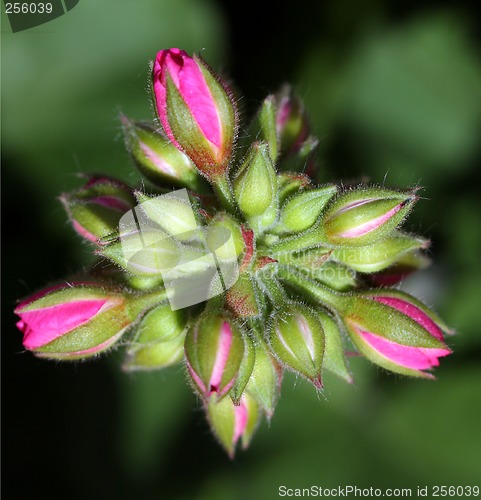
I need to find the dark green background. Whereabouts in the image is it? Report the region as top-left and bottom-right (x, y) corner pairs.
(2, 1), (481, 499)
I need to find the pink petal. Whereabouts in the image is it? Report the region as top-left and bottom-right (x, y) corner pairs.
(209, 321), (233, 393)
(18, 299), (107, 350)
(233, 399), (248, 445)
(360, 330), (451, 370)
(374, 296), (443, 340)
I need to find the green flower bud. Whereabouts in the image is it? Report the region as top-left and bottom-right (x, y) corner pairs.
(278, 185), (338, 233)
(269, 302), (324, 388)
(99, 230), (180, 277)
(122, 117), (206, 191)
(233, 142), (277, 218)
(332, 232), (429, 273)
(123, 303), (187, 371)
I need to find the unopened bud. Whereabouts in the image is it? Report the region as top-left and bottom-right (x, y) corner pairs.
(278, 185), (337, 233)
(341, 290), (452, 377)
(248, 95), (279, 161)
(185, 313), (245, 399)
(269, 302), (324, 388)
(152, 48), (237, 178)
(123, 303), (187, 370)
(61, 176), (135, 244)
(122, 117), (205, 191)
(369, 250), (431, 286)
(320, 187), (417, 246)
(206, 393), (260, 457)
(233, 142), (277, 219)
(275, 84), (309, 158)
(332, 232), (429, 273)
(14, 283), (132, 359)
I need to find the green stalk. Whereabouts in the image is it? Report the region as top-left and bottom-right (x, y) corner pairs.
(269, 225), (330, 254)
(211, 174), (236, 213)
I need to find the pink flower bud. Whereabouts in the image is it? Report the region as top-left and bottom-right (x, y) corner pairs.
(319, 187), (418, 246)
(185, 312), (245, 400)
(14, 283), (131, 359)
(152, 48), (236, 178)
(344, 290), (452, 376)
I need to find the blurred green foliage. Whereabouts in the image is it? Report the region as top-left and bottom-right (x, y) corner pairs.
(2, 1), (480, 499)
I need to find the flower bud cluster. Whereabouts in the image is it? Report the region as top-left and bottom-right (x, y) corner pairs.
(14, 48), (452, 456)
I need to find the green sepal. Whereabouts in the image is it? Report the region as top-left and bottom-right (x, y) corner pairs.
(246, 334), (282, 419)
(317, 310), (352, 383)
(206, 395), (237, 457)
(332, 231), (429, 273)
(194, 55), (237, 169)
(310, 261), (358, 292)
(205, 212), (245, 258)
(230, 333), (256, 404)
(134, 191), (201, 239)
(274, 247), (332, 269)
